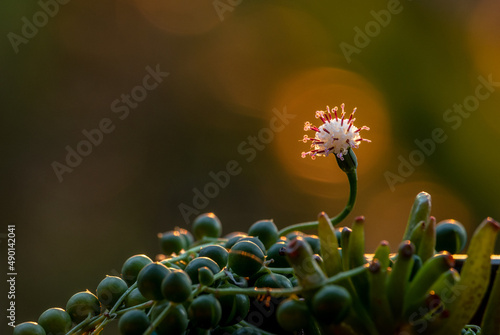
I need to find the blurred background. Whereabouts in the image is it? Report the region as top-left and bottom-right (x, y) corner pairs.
(2, 0), (500, 332)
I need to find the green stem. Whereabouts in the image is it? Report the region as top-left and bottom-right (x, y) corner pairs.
(266, 267), (295, 274)
(146, 301), (157, 318)
(110, 282), (137, 314)
(89, 316), (109, 335)
(86, 300), (154, 334)
(91, 282), (139, 334)
(306, 319), (323, 335)
(214, 269), (228, 281)
(115, 300), (154, 315)
(143, 302), (176, 335)
(66, 314), (102, 335)
(189, 237), (228, 248)
(205, 283), (302, 297)
(162, 240), (227, 265)
(278, 169), (357, 236)
(203, 264), (368, 297)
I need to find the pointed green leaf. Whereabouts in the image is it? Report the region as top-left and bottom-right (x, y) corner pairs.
(402, 192), (431, 242)
(368, 260), (394, 333)
(349, 216), (370, 307)
(417, 216), (436, 263)
(436, 217), (500, 335)
(373, 241), (391, 270)
(481, 258), (500, 335)
(387, 241), (415, 320)
(318, 212), (343, 277)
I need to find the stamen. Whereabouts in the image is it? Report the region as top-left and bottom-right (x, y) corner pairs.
(310, 126), (320, 132)
(325, 106), (332, 121)
(347, 108), (356, 124)
(354, 126), (370, 133)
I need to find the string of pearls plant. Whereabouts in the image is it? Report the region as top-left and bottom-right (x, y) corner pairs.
(14, 105), (500, 335)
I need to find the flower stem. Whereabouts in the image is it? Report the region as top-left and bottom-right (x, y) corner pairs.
(278, 169), (357, 236)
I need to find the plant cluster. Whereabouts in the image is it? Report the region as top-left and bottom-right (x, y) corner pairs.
(13, 106), (500, 335)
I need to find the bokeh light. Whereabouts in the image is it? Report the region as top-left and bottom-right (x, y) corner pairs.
(133, 0), (222, 35)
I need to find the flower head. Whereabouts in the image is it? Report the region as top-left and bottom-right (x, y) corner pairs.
(301, 103), (370, 161)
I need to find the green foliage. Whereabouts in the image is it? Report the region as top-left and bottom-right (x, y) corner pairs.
(14, 192), (499, 335)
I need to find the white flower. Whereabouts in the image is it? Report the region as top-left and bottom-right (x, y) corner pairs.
(301, 104), (370, 160)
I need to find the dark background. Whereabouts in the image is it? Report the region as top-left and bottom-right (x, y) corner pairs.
(2, 0), (500, 334)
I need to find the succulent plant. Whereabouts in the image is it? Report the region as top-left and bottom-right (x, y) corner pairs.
(14, 105), (499, 335)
